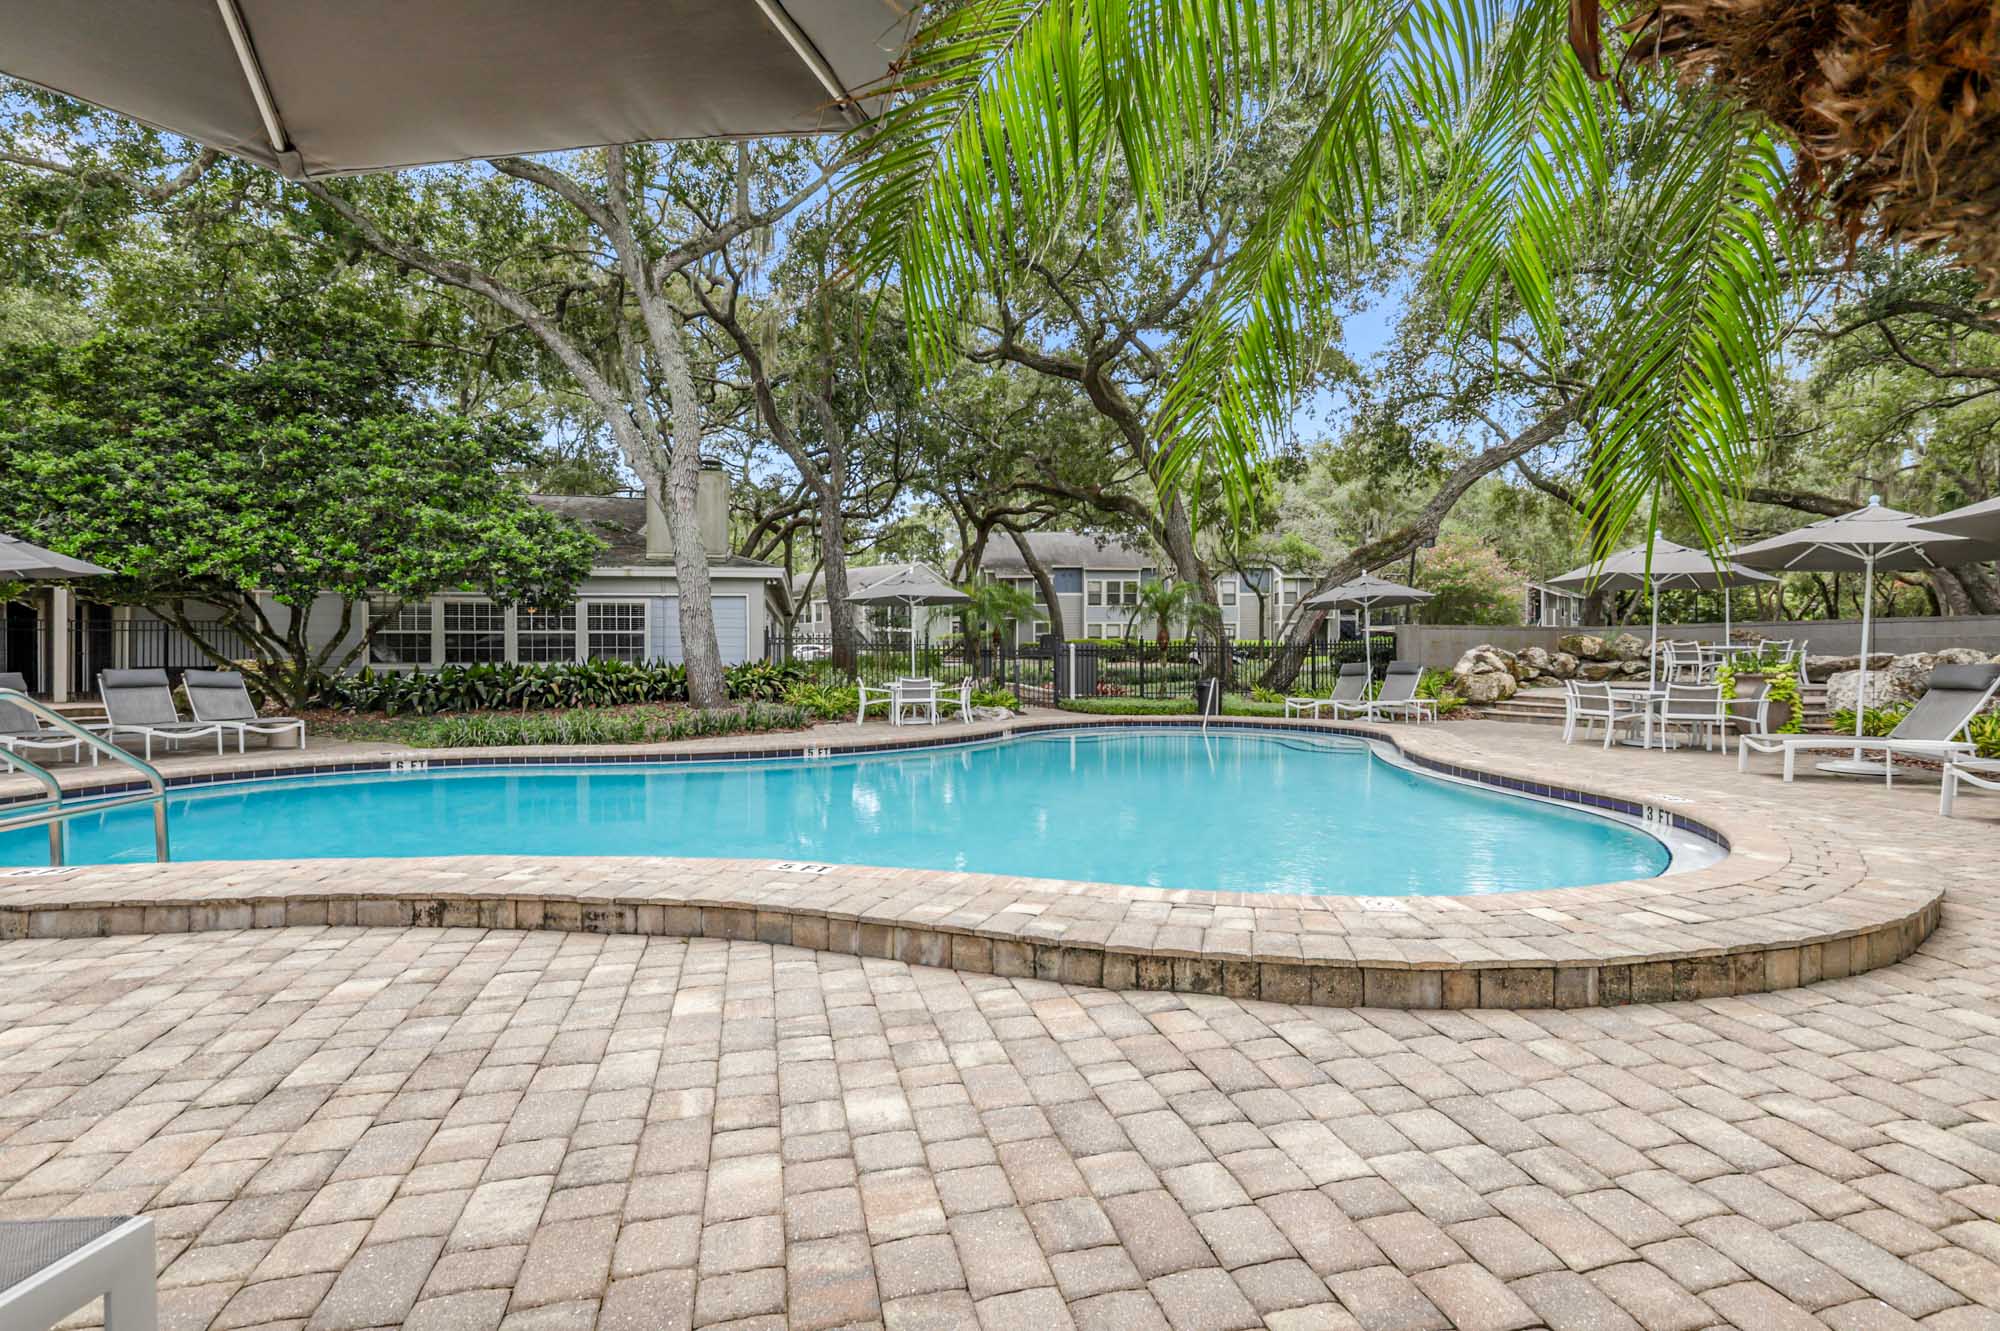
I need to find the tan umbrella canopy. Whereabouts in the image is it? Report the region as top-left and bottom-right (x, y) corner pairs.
(0, 531), (110, 580)
(1916, 496), (2000, 546)
(0, 0), (909, 179)
(1304, 574), (1433, 681)
(846, 564), (970, 672)
(1548, 535), (1775, 685)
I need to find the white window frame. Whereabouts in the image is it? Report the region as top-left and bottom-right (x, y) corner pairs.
(516, 603), (580, 664)
(369, 601), (435, 668)
(440, 597), (507, 665)
(584, 599), (649, 662)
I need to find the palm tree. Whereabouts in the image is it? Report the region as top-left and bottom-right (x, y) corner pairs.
(1127, 581), (1220, 652)
(961, 581), (1041, 649)
(846, 1), (1812, 561)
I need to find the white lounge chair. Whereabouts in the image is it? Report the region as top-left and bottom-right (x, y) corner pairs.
(1335, 660), (1436, 723)
(96, 668), (235, 760)
(183, 670), (306, 750)
(0, 1215), (156, 1331)
(1942, 759), (2000, 817)
(1739, 663), (2000, 785)
(1285, 663), (1369, 718)
(0, 672), (93, 766)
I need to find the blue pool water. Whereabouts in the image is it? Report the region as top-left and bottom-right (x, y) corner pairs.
(2, 730), (1671, 894)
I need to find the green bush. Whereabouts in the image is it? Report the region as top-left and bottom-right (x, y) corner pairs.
(328, 659), (689, 715)
(724, 660), (805, 700)
(1969, 711), (2000, 759)
(971, 687), (1019, 711)
(784, 681), (860, 720)
(399, 702), (811, 748)
(1057, 697), (1197, 715)
(1829, 704), (1910, 738)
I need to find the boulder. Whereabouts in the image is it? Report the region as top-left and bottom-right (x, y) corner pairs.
(1610, 633), (1647, 662)
(1577, 660), (1622, 681)
(1519, 646), (1554, 678)
(1547, 651), (1580, 679)
(1559, 633), (1607, 661)
(1450, 644), (1521, 704)
(1805, 652), (1893, 683)
(1619, 659), (1649, 676)
(1454, 667), (1518, 704)
(1825, 648), (1995, 712)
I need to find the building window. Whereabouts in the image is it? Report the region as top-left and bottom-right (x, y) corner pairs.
(370, 603), (433, 665)
(441, 600), (506, 664)
(1283, 577), (1311, 603)
(1219, 578), (1238, 607)
(1052, 567), (1083, 596)
(586, 601), (647, 662)
(1088, 577), (1139, 610)
(517, 605), (578, 663)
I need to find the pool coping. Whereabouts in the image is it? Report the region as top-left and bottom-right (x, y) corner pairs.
(0, 714), (1946, 1009)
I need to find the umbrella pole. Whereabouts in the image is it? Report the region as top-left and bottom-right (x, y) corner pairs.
(1723, 586), (1731, 644)
(1854, 552), (1874, 760)
(1648, 580), (1659, 689)
(1363, 604), (1373, 684)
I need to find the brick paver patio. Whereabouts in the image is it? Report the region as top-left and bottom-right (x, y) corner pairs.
(2, 721), (1998, 1329)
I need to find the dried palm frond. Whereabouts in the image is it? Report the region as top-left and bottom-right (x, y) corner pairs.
(1623, 0), (2000, 287)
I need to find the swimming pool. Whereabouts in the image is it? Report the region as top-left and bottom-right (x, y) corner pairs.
(2, 729), (1677, 894)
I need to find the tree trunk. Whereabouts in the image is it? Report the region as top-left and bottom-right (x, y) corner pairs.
(1004, 524), (1066, 643)
(657, 344), (728, 709)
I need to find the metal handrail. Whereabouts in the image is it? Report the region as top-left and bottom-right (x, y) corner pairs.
(0, 747), (66, 865)
(0, 689), (170, 864)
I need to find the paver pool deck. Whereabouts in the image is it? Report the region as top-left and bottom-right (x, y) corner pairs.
(1, 718), (1998, 1329)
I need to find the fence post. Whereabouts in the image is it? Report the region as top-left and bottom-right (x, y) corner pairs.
(1065, 643), (1076, 701)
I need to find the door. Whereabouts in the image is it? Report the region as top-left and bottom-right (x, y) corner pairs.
(2, 602), (39, 693)
(650, 595), (749, 665)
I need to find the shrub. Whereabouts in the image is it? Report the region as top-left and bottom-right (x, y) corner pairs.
(724, 660), (805, 701)
(327, 660), (689, 715)
(1829, 704), (1910, 737)
(971, 687), (1019, 711)
(1058, 697), (1196, 715)
(784, 682), (860, 720)
(1969, 711), (2000, 759)
(399, 702), (811, 748)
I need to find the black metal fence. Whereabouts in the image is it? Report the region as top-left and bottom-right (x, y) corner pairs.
(69, 617), (256, 694)
(768, 630), (1397, 703)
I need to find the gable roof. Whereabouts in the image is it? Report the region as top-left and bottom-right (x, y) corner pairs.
(791, 563), (950, 600)
(529, 495), (780, 574)
(978, 531), (1154, 574)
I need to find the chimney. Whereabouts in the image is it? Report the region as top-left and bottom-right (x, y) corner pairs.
(645, 461), (730, 560)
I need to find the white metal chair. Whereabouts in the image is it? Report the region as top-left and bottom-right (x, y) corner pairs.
(1941, 760), (2000, 817)
(937, 677), (976, 722)
(891, 676), (939, 726)
(855, 681), (893, 724)
(1564, 681), (1647, 748)
(0, 1216), (156, 1331)
(1656, 683), (1730, 752)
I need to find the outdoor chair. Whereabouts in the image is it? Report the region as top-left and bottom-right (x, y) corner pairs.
(1336, 661), (1435, 723)
(1284, 663), (1369, 719)
(891, 677), (939, 726)
(1659, 642), (1703, 684)
(936, 677), (976, 722)
(1941, 760), (2000, 817)
(1656, 683), (1731, 753)
(0, 671), (92, 767)
(95, 668), (236, 760)
(183, 670), (305, 751)
(0, 1215), (156, 1331)
(1739, 663), (2000, 786)
(1564, 681), (1647, 748)
(855, 681), (893, 724)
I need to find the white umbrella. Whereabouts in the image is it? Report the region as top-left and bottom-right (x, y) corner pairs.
(845, 564), (971, 673)
(1548, 534), (1774, 686)
(1735, 497), (1995, 773)
(1304, 573), (1433, 683)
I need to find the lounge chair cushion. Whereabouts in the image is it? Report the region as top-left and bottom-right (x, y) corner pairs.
(98, 669), (185, 728)
(1888, 664), (2000, 741)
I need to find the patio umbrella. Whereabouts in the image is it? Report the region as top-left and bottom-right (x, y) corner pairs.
(1916, 495), (2000, 546)
(1735, 497), (1993, 772)
(0, 532), (111, 580)
(1304, 573), (1433, 683)
(845, 564), (971, 673)
(1548, 535), (1775, 686)
(0, 0), (908, 179)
